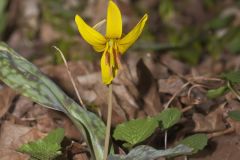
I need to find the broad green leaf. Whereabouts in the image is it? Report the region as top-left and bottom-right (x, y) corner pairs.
(228, 110), (240, 122)
(113, 117), (158, 147)
(207, 86), (229, 99)
(18, 128), (64, 160)
(43, 128), (64, 145)
(109, 144), (193, 160)
(221, 71), (240, 83)
(155, 108), (182, 129)
(179, 134), (208, 153)
(0, 42), (106, 160)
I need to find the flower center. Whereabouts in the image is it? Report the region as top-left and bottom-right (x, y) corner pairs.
(105, 39), (121, 69)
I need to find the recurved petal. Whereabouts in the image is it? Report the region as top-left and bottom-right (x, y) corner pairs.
(101, 52), (114, 85)
(106, 1), (122, 38)
(118, 14), (148, 54)
(75, 15), (106, 52)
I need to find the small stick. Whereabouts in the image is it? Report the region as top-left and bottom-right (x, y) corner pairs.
(207, 127), (235, 139)
(163, 81), (191, 149)
(227, 81), (240, 101)
(164, 82), (191, 109)
(181, 105), (194, 113)
(53, 46), (85, 109)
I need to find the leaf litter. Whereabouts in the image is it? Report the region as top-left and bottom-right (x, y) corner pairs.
(1, 0), (240, 160)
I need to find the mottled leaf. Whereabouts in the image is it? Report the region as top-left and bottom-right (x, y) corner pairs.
(113, 117), (158, 147)
(0, 42), (106, 160)
(109, 144), (193, 160)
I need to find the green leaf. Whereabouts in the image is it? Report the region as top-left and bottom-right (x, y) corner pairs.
(155, 108), (182, 130)
(0, 42), (107, 160)
(43, 128), (64, 145)
(226, 29), (240, 54)
(113, 117), (158, 147)
(228, 110), (240, 122)
(207, 86), (229, 99)
(207, 15), (234, 30)
(221, 71), (240, 83)
(109, 144), (193, 160)
(18, 128), (64, 160)
(179, 134), (208, 153)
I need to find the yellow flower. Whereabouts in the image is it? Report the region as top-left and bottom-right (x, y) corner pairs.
(75, 0), (148, 85)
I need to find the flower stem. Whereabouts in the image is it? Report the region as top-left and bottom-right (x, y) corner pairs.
(103, 84), (113, 160)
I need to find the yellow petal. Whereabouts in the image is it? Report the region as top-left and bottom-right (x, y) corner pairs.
(106, 1), (122, 38)
(75, 15), (106, 52)
(101, 51), (114, 85)
(118, 14), (148, 54)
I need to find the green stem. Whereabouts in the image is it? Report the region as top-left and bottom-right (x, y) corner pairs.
(227, 81), (240, 100)
(103, 84), (113, 160)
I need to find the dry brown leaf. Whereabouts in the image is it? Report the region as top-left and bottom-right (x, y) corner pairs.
(12, 96), (34, 118)
(193, 112), (226, 133)
(161, 55), (189, 75)
(191, 135), (240, 160)
(0, 122), (31, 149)
(0, 148), (29, 160)
(158, 76), (185, 95)
(0, 87), (16, 118)
(11, 128), (45, 149)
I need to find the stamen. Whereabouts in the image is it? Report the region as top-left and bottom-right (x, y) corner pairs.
(105, 52), (110, 66)
(114, 42), (121, 68)
(104, 43), (110, 66)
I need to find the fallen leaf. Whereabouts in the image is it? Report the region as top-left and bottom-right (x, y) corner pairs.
(193, 111), (226, 133)
(191, 135), (240, 160)
(0, 87), (16, 118)
(0, 121), (31, 149)
(0, 148), (29, 160)
(12, 96), (34, 118)
(158, 75), (186, 95)
(11, 128), (45, 149)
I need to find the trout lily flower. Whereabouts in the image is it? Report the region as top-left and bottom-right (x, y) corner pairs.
(75, 0), (148, 85)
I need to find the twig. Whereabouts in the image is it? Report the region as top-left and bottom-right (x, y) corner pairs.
(164, 131), (168, 149)
(164, 82), (191, 109)
(181, 105), (194, 113)
(53, 46), (85, 109)
(207, 127), (235, 139)
(227, 81), (240, 101)
(103, 84), (113, 160)
(164, 82), (190, 149)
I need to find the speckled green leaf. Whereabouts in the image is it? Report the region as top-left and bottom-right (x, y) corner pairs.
(0, 42), (106, 160)
(155, 108), (182, 129)
(18, 128), (64, 160)
(113, 117), (158, 147)
(109, 144), (193, 160)
(179, 134), (208, 153)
